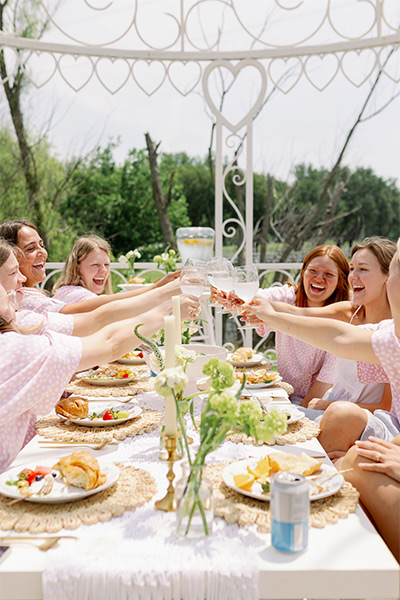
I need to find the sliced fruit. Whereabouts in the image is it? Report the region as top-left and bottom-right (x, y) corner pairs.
(116, 411), (130, 419)
(247, 457), (271, 479)
(233, 473), (255, 491)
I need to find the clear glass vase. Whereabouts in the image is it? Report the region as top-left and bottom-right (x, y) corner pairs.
(176, 461), (213, 539)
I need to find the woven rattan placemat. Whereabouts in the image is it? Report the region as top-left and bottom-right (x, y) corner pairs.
(0, 465), (156, 533)
(226, 416), (320, 446)
(205, 462), (359, 531)
(35, 409), (162, 443)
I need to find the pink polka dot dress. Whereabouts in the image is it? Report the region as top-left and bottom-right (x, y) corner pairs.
(15, 310), (74, 335)
(0, 330), (82, 473)
(53, 285), (97, 304)
(256, 285), (335, 398)
(19, 288), (66, 313)
(357, 319), (400, 423)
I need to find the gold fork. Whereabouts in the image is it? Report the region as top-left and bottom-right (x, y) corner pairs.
(7, 474), (54, 505)
(0, 536), (77, 551)
(38, 440), (115, 450)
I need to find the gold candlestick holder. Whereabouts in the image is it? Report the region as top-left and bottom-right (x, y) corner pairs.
(155, 433), (179, 512)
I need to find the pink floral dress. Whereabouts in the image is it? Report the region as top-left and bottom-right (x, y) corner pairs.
(256, 285), (335, 398)
(357, 319), (400, 423)
(0, 330), (82, 472)
(53, 285), (97, 304)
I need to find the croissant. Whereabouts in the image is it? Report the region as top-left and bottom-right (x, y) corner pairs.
(55, 396), (88, 419)
(53, 450), (107, 490)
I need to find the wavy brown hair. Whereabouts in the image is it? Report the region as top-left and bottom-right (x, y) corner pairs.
(295, 245), (350, 308)
(351, 237), (396, 275)
(53, 234), (112, 295)
(0, 220), (39, 247)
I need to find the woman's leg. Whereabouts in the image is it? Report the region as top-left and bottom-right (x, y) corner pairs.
(339, 445), (400, 562)
(318, 402), (368, 454)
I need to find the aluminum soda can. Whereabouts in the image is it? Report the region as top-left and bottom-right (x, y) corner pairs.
(271, 471), (309, 552)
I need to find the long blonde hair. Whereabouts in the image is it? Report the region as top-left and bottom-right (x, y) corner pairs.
(53, 235), (112, 295)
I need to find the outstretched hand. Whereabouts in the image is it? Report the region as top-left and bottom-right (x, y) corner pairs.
(241, 295), (275, 327)
(154, 271), (180, 288)
(355, 436), (400, 484)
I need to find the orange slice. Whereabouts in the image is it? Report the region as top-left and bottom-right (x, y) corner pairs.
(233, 473), (255, 491)
(247, 457), (271, 479)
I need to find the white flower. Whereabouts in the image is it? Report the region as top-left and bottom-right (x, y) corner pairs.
(126, 250), (134, 259)
(133, 249), (141, 259)
(161, 252), (168, 261)
(118, 255), (128, 264)
(154, 366), (188, 397)
(175, 346), (196, 368)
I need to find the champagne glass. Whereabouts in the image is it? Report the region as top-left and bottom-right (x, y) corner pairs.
(180, 264), (207, 298)
(232, 266), (259, 327)
(207, 257), (234, 309)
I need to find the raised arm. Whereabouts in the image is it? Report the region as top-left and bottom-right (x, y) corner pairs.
(243, 296), (379, 364)
(77, 294), (198, 371)
(60, 271), (180, 314)
(69, 280), (182, 336)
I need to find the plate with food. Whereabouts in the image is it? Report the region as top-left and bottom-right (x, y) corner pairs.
(57, 403), (143, 427)
(76, 367), (137, 386)
(236, 368), (282, 389)
(228, 347), (265, 368)
(0, 451), (120, 504)
(271, 406), (304, 425)
(222, 452), (344, 502)
(115, 350), (146, 365)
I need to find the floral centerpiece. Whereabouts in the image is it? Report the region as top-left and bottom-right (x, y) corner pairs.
(153, 248), (180, 273)
(153, 357), (288, 537)
(118, 249), (142, 283)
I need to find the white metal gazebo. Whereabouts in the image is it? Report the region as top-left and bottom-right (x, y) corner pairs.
(1, 0), (399, 344)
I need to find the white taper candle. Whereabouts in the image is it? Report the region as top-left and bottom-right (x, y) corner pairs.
(172, 295), (182, 347)
(163, 315), (177, 435)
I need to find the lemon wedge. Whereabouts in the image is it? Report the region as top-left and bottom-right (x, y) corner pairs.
(233, 473), (255, 491)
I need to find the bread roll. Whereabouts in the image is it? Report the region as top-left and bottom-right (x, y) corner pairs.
(56, 396), (88, 419)
(53, 450), (106, 490)
(268, 452), (322, 476)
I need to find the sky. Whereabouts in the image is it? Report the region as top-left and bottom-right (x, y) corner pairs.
(4, 0), (400, 185)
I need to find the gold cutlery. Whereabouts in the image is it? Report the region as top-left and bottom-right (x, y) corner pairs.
(38, 440), (116, 450)
(307, 467), (353, 481)
(7, 474), (54, 505)
(0, 536), (77, 551)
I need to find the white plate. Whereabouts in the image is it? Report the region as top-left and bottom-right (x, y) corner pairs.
(222, 457), (344, 502)
(276, 408), (304, 425)
(228, 352), (265, 368)
(0, 460), (120, 504)
(76, 371), (137, 386)
(245, 375), (283, 389)
(58, 405), (143, 427)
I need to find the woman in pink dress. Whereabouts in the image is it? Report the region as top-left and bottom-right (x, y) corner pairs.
(0, 220), (178, 314)
(52, 235), (112, 303)
(215, 244), (350, 403)
(0, 280), (199, 474)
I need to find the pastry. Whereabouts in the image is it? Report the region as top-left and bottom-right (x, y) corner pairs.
(55, 396), (88, 419)
(53, 450), (107, 490)
(231, 347), (254, 362)
(268, 452), (322, 476)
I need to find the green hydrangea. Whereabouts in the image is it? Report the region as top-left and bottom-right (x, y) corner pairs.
(202, 358), (235, 392)
(208, 391), (238, 418)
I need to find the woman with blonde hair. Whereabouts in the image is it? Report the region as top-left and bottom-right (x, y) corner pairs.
(53, 235), (113, 302)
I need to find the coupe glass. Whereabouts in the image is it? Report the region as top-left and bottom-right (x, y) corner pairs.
(180, 264), (207, 298)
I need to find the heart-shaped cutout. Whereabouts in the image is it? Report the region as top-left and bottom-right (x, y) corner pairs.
(58, 54), (94, 92)
(168, 61), (202, 96)
(25, 51), (58, 89)
(269, 57), (302, 94)
(341, 49), (377, 88)
(203, 60), (267, 133)
(95, 57), (131, 95)
(379, 46), (400, 83)
(132, 60), (167, 96)
(304, 54), (340, 91)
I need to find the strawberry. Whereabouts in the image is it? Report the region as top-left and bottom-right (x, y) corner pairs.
(103, 410), (114, 421)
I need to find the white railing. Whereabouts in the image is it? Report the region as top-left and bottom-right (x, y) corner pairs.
(42, 261), (302, 351)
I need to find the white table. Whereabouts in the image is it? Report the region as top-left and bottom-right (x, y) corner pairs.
(0, 392), (399, 600)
